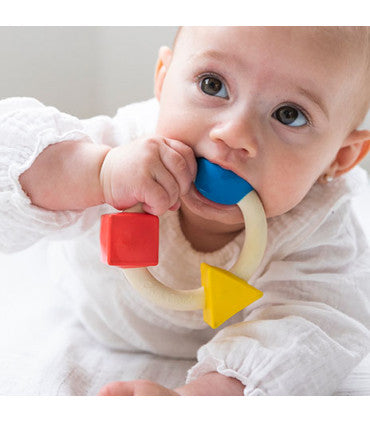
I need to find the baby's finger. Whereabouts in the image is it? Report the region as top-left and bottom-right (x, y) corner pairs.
(169, 199), (181, 211)
(163, 138), (197, 180)
(159, 142), (195, 196)
(152, 162), (181, 208)
(142, 176), (177, 216)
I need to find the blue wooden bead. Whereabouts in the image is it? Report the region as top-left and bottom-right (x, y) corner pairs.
(195, 158), (254, 205)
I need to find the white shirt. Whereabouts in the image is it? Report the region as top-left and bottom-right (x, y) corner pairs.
(1, 97), (369, 395)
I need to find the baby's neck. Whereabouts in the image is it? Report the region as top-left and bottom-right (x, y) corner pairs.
(178, 207), (243, 253)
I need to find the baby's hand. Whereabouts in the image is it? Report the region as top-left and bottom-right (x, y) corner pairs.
(98, 379), (180, 396)
(100, 137), (197, 215)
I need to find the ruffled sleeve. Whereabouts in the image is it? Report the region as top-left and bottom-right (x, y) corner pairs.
(187, 169), (370, 395)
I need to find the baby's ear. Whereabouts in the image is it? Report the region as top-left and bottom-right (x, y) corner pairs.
(154, 46), (172, 101)
(332, 129), (370, 177)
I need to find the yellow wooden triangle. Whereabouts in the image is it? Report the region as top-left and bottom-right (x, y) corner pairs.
(201, 262), (263, 329)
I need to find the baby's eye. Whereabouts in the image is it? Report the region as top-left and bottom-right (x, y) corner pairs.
(272, 105), (308, 127)
(200, 76), (228, 98)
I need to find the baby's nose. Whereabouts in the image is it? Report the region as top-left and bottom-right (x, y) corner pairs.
(209, 118), (258, 158)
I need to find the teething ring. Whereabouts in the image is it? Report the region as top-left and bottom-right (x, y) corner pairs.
(122, 190), (266, 328)
(101, 159), (267, 328)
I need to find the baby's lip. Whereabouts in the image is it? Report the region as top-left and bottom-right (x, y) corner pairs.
(190, 183), (237, 210)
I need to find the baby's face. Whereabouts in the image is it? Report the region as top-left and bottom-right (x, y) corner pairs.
(155, 27), (363, 225)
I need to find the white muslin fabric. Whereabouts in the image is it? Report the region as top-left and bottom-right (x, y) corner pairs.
(0, 97), (369, 395)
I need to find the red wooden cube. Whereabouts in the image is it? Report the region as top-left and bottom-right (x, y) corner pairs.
(100, 212), (159, 268)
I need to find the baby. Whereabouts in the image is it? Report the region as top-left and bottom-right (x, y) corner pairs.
(1, 26), (370, 395)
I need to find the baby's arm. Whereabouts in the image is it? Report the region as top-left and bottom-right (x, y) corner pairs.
(19, 141), (111, 211)
(0, 97), (110, 253)
(19, 136), (197, 215)
(0, 97), (171, 253)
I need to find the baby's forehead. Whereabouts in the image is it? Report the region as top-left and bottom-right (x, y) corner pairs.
(177, 27), (369, 78)
(175, 27), (360, 79)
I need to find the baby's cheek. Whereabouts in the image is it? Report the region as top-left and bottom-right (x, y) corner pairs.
(264, 180), (313, 218)
(156, 115), (185, 139)
(156, 121), (200, 154)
